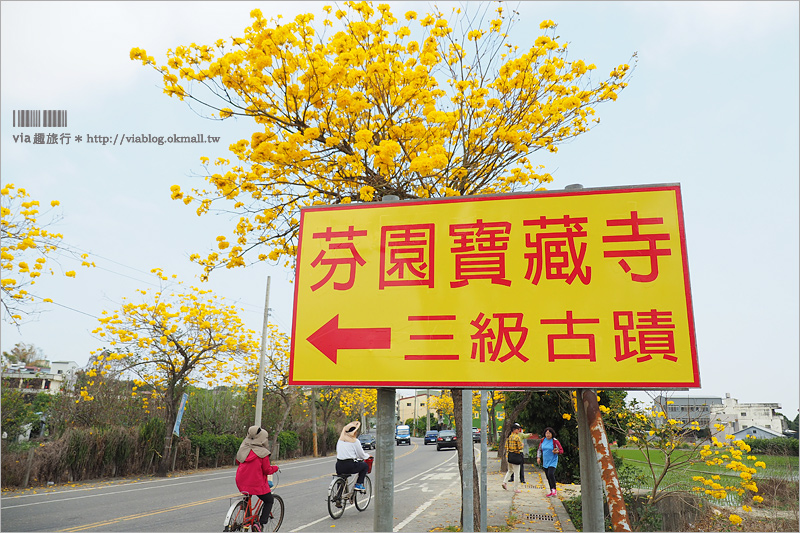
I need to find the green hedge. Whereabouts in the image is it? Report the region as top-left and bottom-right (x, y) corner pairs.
(188, 432), (240, 466)
(277, 430), (299, 459)
(744, 437), (798, 456)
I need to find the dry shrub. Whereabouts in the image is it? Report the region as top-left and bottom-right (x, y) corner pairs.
(744, 477), (799, 510)
(686, 507), (799, 532)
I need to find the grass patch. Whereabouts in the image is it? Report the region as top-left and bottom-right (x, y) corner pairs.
(614, 447), (797, 485)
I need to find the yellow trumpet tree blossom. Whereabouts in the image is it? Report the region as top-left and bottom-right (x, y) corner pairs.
(429, 390), (454, 426)
(340, 387), (377, 423)
(132, 1), (635, 279)
(89, 270), (259, 476)
(604, 395), (764, 523)
(1, 183), (94, 324)
(471, 389), (505, 444)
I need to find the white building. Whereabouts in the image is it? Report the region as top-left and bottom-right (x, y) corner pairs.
(710, 393), (785, 437)
(1, 360), (80, 394)
(396, 390), (443, 427)
(731, 425), (784, 440)
(652, 394), (723, 427)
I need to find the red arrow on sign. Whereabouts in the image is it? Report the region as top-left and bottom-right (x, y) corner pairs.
(306, 314), (392, 363)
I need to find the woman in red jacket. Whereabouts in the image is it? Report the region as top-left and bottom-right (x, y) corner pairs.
(235, 426), (279, 532)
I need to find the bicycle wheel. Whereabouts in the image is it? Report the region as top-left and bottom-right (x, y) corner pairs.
(327, 477), (346, 520)
(223, 499), (247, 532)
(354, 476), (372, 511)
(262, 494), (284, 532)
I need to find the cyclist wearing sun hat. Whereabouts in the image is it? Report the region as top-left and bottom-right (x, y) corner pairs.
(335, 420), (371, 491)
(235, 426), (279, 532)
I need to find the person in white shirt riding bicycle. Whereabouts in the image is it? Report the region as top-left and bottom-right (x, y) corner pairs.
(335, 421), (370, 491)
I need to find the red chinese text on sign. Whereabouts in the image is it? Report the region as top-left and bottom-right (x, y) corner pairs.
(310, 226), (368, 291)
(603, 211), (671, 282)
(404, 315), (458, 361)
(540, 310), (600, 362)
(523, 214), (592, 285)
(380, 224), (435, 289)
(613, 309), (677, 363)
(470, 312), (529, 363)
(450, 219), (512, 288)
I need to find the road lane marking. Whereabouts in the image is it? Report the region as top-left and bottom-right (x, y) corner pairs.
(394, 479), (460, 532)
(57, 494), (237, 531)
(292, 447), (456, 532)
(53, 474), (335, 531)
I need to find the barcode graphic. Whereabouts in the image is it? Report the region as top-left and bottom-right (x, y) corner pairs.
(13, 109), (68, 128)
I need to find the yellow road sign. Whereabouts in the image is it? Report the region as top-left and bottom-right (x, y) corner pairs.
(289, 184), (699, 388)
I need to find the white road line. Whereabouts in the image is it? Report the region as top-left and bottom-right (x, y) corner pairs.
(292, 453), (458, 531)
(1, 476), (236, 509)
(393, 479), (459, 532)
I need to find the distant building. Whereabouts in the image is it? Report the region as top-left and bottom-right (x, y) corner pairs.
(1, 360), (79, 394)
(710, 393), (786, 437)
(652, 394), (723, 427)
(396, 391), (443, 426)
(732, 425), (784, 440)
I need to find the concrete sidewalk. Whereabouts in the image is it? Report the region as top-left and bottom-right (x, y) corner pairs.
(400, 454), (578, 532)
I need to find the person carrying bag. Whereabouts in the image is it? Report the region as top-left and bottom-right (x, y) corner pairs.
(502, 422), (525, 493)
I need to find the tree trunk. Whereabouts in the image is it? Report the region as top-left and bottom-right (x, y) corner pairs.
(488, 391), (499, 446)
(270, 390), (297, 457)
(452, 388), (480, 531)
(157, 386), (179, 477)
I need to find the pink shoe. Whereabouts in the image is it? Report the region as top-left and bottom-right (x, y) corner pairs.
(545, 490), (554, 496)
(502, 482), (508, 490)
(514, 489), (522, 493)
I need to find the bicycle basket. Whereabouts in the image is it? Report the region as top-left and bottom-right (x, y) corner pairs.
(365, 456), (374, 474)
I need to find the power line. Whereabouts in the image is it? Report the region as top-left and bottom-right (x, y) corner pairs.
(44, 245), (292, 332)
(28, 293), (99, 319)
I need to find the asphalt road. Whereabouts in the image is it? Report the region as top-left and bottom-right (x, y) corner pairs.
(1, 437), (465, 532)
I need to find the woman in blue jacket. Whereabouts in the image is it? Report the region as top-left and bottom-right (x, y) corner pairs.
(536, 427), (563, 497)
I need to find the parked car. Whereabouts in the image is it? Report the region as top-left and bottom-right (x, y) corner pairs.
(358, 433), (376, 450)
(424, 430), (439, 445)
(472, 427), (481, 442)
(436, 430), (457, 451)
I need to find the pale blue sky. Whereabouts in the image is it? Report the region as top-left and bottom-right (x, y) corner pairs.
(2, 2), (798, 417)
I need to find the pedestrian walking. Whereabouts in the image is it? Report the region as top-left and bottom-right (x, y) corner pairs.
(502, 422), (525, 493)
(536, 426), (564, 497)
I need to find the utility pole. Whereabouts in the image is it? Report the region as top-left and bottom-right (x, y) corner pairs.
(414, 389), (418, 436)
(254, 276), (271, 427)
(426, 388), (431, 433)
(311, 387), (318, 457)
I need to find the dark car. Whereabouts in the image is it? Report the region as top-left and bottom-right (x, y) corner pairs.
(436, 430), (457, 451)
(424, 430), (439, 445)
(358, 433), (376, 450)
(472, 427), (481, 442)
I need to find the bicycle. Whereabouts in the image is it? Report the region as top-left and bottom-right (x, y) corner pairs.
(224, 470), (284, 532)
(327, 456), (373, 520)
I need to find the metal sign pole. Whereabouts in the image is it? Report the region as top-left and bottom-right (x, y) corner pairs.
(480, 390), (488, 532)
(374, 388), (395, 532)
(461, 388), (474, 532)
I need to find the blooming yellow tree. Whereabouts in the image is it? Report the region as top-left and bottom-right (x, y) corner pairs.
(1, 183), (93, 323)
(132, 1), (635, 279)
(89, 269), (259, 476)
(604, 395), (765, 524)
(429, 390), (454, 426)
(340, 387), (377, 422)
